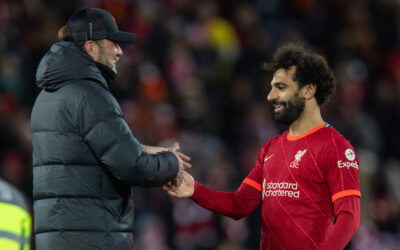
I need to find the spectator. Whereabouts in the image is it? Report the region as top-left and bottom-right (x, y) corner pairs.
(0, 177), (31, 250)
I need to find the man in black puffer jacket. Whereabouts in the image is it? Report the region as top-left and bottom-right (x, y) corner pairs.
(31, 8), (190, 250)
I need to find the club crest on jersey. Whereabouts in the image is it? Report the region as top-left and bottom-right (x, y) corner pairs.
(290, 149), (307, 168)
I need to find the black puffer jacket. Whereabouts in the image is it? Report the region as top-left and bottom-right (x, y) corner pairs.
(31, 41), (179, 250)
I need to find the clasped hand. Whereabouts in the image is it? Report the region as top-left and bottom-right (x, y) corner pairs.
(143, 143), (192, 193)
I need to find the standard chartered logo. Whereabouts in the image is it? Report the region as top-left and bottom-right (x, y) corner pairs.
(262, 179), (300, 200)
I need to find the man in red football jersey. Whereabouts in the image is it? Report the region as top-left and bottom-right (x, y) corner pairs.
(164, 44), (361, 250)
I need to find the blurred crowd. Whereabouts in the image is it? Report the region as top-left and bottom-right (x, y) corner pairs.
(1, 0), (400, 249)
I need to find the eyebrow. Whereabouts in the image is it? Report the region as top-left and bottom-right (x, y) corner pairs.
(271, 82), (288, 87)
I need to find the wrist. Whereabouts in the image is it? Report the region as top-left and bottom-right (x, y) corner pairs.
(190, 181), (201, 199)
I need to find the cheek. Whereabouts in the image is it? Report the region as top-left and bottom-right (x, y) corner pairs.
(279, 93), (289, 102)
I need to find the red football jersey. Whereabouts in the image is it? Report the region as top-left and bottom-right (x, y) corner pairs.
(243, 123), (361, 249)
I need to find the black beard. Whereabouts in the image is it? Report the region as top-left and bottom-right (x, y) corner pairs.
(272, 92), (305, 126)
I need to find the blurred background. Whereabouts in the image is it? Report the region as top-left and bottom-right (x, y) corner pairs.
(1, 0), (400, 249)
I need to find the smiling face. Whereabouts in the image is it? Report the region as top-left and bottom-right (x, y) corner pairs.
(85, 39), (123, 74)
(267, 66), (306, 126)
(96, 39), (123, 74)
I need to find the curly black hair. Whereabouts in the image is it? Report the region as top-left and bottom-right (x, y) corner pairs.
(263, 44), (336, 105)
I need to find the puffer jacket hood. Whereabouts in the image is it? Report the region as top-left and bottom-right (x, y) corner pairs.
(36, 41), (107, 90)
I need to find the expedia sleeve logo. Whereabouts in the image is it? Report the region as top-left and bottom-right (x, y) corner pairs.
(337, 148), (359, 170)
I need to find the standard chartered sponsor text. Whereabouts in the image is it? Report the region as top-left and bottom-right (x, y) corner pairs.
(262, 180), (300, 199)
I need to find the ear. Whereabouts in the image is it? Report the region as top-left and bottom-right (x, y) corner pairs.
(301, 83), (317, 100)
(83, 41), (99, 61)
(83, 41), (96, 53)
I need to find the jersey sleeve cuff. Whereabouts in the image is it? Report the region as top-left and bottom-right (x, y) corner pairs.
(332, 190), (361, 202)
(191, 181), (203, 200)
(242, 178), (262, 192)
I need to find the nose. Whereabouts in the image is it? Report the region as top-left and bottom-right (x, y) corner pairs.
(267, 87), (277, 102)
(116, 44), (123, 56)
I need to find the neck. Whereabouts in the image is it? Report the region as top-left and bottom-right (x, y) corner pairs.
(95, 62), (116, 84)
(289, 102), (324, 137)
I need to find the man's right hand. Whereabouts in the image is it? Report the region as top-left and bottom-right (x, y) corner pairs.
(168, 143), (191, 187)
(143, 143), (192, 182)
(163, 170), (195, 198)
(169, 143), (192, 170)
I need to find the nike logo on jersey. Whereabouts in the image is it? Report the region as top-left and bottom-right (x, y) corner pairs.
(264, 154), (274, 162)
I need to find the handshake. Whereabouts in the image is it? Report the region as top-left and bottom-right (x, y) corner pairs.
(144, 143), (195, 198)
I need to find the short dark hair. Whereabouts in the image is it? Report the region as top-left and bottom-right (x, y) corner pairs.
(263, 44), (336, 105)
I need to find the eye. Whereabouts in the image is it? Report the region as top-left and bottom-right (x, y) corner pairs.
(112, 41), (120, 48)
(277, 86), (286, 91)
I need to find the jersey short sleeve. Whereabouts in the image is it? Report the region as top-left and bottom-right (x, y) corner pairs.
(322, 130), (361, 203)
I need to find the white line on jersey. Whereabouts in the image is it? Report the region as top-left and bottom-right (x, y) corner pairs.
(264, 154), (274, 162)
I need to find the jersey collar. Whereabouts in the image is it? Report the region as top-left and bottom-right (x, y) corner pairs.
(287, 122), (328, 141)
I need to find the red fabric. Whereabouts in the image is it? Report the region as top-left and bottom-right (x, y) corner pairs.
(191, 124), (361, 249)
(191, 180), (261, 220)
(317, 196), (360, 249)
(250, 125), (360, 249)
